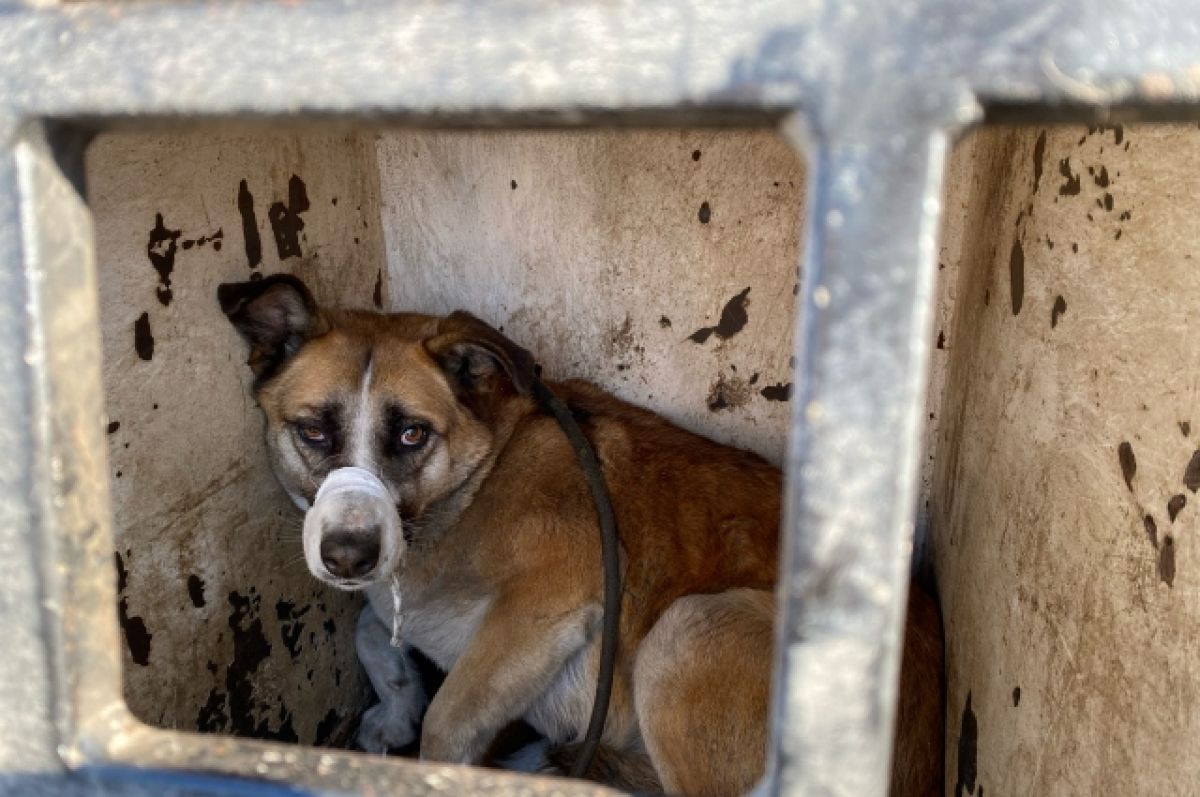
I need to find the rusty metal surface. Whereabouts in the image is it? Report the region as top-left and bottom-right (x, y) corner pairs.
(0, 0), (1198, 795)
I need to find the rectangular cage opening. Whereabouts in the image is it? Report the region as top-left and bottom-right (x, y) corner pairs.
(85, 125), (817, 789)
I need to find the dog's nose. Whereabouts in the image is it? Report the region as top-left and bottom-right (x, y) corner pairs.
(319, 530), (381, 579)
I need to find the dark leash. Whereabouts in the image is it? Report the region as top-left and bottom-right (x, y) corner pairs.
(531, 379), (622, 780)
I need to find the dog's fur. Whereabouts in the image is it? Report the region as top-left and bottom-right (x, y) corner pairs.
(220, 274), (944, 797)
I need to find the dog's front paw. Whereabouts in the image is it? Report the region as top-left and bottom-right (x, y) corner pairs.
(355, 700), (421, 755)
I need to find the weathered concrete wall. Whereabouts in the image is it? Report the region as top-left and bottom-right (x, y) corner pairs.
(87, 131), (383, 745)
(375, 130), (805, 464)
(932, 123), (1200, 795)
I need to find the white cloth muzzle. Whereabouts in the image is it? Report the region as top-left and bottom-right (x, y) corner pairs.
(314, 466), (391, 504)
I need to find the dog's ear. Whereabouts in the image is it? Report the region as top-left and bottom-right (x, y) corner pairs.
(424, 311), (536, 398)
(217, 274), (327, 380)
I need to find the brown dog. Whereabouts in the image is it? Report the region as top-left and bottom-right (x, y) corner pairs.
(219, 274), (944, 796)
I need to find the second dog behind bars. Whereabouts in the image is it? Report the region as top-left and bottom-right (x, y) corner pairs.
(219, 273), (944, 797)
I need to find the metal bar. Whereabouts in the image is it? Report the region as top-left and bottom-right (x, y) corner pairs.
(0, 0), (1196, 127)
(0, 123), (63, 778)
(770, 118), (949, 797)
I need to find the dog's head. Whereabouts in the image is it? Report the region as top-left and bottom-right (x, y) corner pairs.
(218, 274), (535, 589)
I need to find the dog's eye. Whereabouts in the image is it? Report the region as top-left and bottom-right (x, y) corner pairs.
(398, 424), (428, 448)
(296, 423), (327, 445)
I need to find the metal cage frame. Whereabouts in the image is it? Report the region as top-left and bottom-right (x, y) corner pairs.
(0, 1), (1197, 795)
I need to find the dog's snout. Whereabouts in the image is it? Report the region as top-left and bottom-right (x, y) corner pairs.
(319, 529), (381, 580)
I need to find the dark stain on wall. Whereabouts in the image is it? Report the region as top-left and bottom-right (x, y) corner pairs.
(1180, 421), (1191, 438)
(277, 599), (311, 659)
(313, 708), (343, 747)
(955, 691), (978, 797)
(1168, 494), (1187, 522)
(1058, 157), (1081, 196)
(115, 551), (128, 592)
(510, 179), (518, 190)
(760, 382), (792, 402)
(659, 315), (672, 329)
(1012, 686), (1021, 707)
(1118, 441), (1136, 491)
(134, 312), (154, 361)
(268, 175), (310, 260)
(1160, 536), (1176, 587)
(187, 574), (206, 608)
(237, 179), (262, 270)
(1031, 131), (1046, 194)
(707, 372), (750, 412)
(106, 420), (120, 434)
(147, 213), (182, 307)
(1144, 515), (1159, 549)
(1051, 295), (1067, 328)
(689, 287), (751, 344)
(692, 149), (702, 162)
(698, 201), (712, 224)
(1008, 239), (1024, 316)
(115, 552), (152, 666)
(180, 229), (224, 253)
(373, 269), (383, 309)
(225, 589), (273, 736)
(1091, 165), (1110, 188)
(1184, 449), (1200, 492)
(196, 687), (229, 733)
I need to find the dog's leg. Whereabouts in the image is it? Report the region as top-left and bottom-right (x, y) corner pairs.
(419, 595), (597, 765)
(354, 604), (430, 754)
(634, 589), (774, 797)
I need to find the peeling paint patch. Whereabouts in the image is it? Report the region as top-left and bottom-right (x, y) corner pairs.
(707, 373), (751, 412)
(689, 288), (751, 344)
(1058, 157), (1081, 196)
(1031, 131), (1046, 193)
(147, 213), (181, 307)
(955, 692), (978, 797)
(268, 175), (310, 260)
(313, 708), (343, 747)
(187, 574), (206, 608)
(134, 312), (154, 361)
(1051, 295), (1067, 328)
(226, 590), (272, 736)
(1144, 515), (1159, 549)
(1118, 441), (1136, 491)
(276, 600), (312, 659)
(237, 179), (262, 270)
(1184, 449), (1200, 492)
(115, 553), (152, 666)
(1168, 494), (1187, 522)
(196, 687), (229, 733)
(759, 382), (792, 402)
(1160, 536), (1176, 587)
(1009, 239), (1024, 316)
